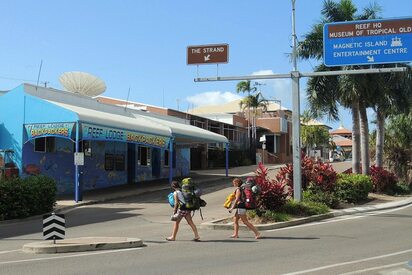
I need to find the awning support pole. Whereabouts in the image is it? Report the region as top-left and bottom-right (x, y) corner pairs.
(169, 138), (174, 184)
(225, 143), (229, 177)
(75, 122), (80, 203)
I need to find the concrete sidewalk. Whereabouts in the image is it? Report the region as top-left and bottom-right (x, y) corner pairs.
(54, 164), (282, 213)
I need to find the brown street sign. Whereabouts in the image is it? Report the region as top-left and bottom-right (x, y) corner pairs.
(187, 44), (229, 65)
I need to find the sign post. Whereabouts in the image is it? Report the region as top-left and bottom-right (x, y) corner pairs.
(324, 18), (412, 66)
(43, 213), (65, 243)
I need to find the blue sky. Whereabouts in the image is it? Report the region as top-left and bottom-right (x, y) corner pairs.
(1, 0), (410, 130)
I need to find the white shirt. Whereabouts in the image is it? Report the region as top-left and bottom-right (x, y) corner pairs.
(175, 190), (185, 204)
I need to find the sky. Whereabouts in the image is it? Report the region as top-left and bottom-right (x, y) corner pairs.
(0, 0), (411, 130)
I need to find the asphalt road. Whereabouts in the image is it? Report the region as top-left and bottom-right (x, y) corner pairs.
(1, 172), (411, 274)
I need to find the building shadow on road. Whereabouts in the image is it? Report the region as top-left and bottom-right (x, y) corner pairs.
(0, 206), (141, 239)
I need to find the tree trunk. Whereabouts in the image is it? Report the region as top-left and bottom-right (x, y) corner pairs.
(351, 101), (361, 174)
(375, 107), (385, 168)
(359, 103), (370, 175)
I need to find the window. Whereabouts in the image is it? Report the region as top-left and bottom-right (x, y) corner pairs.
(34, 137), (55, 153)
(115, 154), (125, 171)
(105, 154), (114, 171)
(164, 150), (169, 167)
(138, 146), (151, 166)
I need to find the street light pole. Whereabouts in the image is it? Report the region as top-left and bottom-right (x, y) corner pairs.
(291, 0), (302, 201)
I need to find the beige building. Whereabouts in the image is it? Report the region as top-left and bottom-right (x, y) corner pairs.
(190, 99), (293, 164)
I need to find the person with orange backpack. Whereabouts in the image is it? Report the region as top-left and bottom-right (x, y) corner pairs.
(228, 178), (261, 239)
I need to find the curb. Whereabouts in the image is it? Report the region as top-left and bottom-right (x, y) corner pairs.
(200, 197), (412, 231)
(22, 237), (144, 254)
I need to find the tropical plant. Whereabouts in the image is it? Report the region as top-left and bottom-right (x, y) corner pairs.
(237, 81), (268, 140)
(369, 165), (397, 193)
(301, 110), (331, 156)
(384, 111), (412, 184)
(298, 0), (382, 175)
(276, 154), (337, 195)
(335, 173), (373, 203)
(372, 65), (412, 167)
(254, 163), (290, 211)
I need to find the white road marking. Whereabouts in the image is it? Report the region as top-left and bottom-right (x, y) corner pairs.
(0, 249), (21, 254)
(0, 247), (143, 265)
(340, 261), (407, 275)
(267, 204), (412, 232)
(282, 249), (412, 275)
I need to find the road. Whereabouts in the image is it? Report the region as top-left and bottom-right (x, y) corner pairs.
(1, 171), (411, 274)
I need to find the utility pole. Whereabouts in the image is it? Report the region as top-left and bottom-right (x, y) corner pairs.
(291, 0), (302, 201)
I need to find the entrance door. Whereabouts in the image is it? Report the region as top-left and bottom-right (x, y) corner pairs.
(127, 143), (136, 184)
(151, 148), (161, 178)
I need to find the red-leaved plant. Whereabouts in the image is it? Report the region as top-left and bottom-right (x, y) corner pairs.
(370, 165), (397, 193)
(254, 163), (290, 211)
(276, 154), (337, 195)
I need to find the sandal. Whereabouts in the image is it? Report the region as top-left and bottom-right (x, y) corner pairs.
(229, 235), (239, 239)
(166, 237), (175, 241)
(192, 238), (201, 242)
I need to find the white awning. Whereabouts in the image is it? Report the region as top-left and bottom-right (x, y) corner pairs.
(131, 112), (228, 144)
(47, 101), (172, 137)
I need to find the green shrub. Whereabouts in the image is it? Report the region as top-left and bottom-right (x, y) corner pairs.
(281, 199), (329, 216)
(0, 175), (56, 220)
(390, 181), (411, 195)
(335, 174), (373, 203)
(248, 210), (290, 222)
(303, 184), (340, 208)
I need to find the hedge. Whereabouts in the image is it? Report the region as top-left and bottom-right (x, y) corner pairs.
(0, 175), (56, 220)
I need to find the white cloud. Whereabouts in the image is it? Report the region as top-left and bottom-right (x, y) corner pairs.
(186, 91), (242, 107)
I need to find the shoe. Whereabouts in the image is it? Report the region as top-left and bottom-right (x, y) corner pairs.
(255, 234), (262, 239)
(192, 238), (201, 242)
(166, 237), (175, 241)
(229, 235), (239, 239)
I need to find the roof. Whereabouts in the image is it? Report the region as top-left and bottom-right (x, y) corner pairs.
(95, 95), (228, 143)
(189, 99), (287, 115)
(131, 111), (228, 144)
(49, 101), (172, 137)
(332, 135), (352, 147)
(301, 119), (332, 129)
(330, 125), (352, 135)
(23, 84), (227, 144)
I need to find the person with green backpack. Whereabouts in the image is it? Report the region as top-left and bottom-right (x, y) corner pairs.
(166, 180), (200, 242)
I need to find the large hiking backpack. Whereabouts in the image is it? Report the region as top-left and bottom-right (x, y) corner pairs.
(240, 178), (260, 210)
(180, 178), (201, 210)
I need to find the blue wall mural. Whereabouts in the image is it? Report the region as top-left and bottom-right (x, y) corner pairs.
(23, 138), (75, 194)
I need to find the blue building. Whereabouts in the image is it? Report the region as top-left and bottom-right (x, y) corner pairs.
(0, 84), (228, 201)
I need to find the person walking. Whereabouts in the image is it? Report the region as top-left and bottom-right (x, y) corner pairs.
(228, 178), (261, 239)
(166, 181), (200, 242)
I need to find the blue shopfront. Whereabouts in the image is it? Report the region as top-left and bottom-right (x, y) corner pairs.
(1, 84), (227, 202)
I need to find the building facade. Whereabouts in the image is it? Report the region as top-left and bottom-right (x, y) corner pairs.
(0, 84), (227, 200)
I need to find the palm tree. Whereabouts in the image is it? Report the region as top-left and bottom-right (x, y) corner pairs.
(299, 0), (381, 174)
(239, 92), (269, 139)
(236, 81), (257, 139)
(372, 65), (412, 167)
